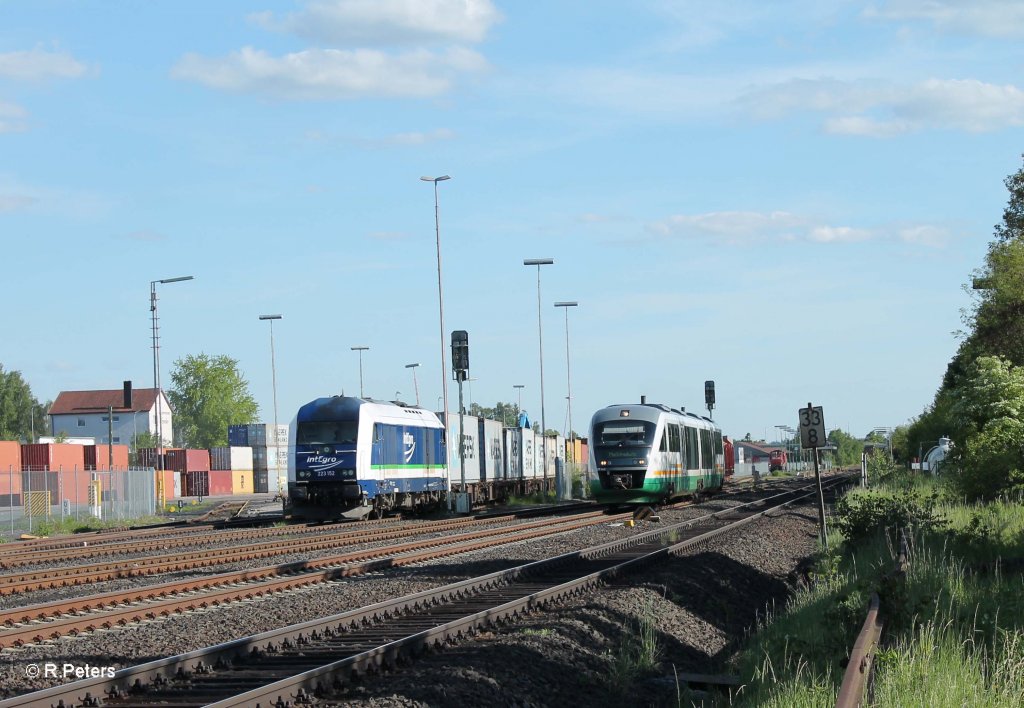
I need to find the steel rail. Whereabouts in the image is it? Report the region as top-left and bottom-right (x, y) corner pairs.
(0, 509), (611, 595)
(835, 527), (910, 708)
(0, 512), (622, 648)
(1, 479), (849, 708)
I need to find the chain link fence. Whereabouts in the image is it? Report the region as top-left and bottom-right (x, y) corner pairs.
(1, 466), (156, 536)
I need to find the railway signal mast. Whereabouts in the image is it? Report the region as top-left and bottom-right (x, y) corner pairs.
(451, 330), (470, 513)
(799, 402), (828, 544)
(704, 380), (715, 419)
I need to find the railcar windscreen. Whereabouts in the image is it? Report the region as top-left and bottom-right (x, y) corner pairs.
(297, 421), (359, 445)
(594, 421), (655, 446)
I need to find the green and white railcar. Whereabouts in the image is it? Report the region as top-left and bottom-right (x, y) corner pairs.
(589, 400), (725, 505)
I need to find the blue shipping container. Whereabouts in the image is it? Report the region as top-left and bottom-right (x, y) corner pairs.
(228, 424), (249, 446)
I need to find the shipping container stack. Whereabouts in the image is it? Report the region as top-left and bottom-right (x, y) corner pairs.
(249, 423), (288, 495)
(20, 443), (90, 505)
(137, 447), (178, 501)
(168, 449), (211, 498)
(208, 446), (254, 496)
(84, 444), (130, 471)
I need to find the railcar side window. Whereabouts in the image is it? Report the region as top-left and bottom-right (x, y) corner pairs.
(659, 430), (668, 452)
(699, 430), (712, 468)
(668, 424), (681, 452)
(685, 426), (699, 469)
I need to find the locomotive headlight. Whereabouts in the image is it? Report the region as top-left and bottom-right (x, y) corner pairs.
(636, 459), (646, 465)
(599, 460), (608, 467)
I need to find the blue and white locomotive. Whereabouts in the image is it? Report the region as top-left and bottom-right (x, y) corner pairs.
(286, 396), (448, 521)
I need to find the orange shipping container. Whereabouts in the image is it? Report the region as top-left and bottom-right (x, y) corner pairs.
(231, 469), (253, 495)
(0, 441), (21, 471)
(84, 445), (130, 471)
(20, 444), (84, 472)
(0, 442), (21, 503)
(156, 469), (177, 501)
(208, 470), (233, 496)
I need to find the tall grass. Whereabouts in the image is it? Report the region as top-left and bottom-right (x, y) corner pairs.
(731, 495), (1024, 707)
(607, 596), (663, 696)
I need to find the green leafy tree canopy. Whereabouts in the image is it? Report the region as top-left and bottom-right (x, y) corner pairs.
(0, 364), (47, 442)
(168, 354), (259, 449)
(828, 428), (863, 466)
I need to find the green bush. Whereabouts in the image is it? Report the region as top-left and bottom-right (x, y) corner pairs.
(951, 417), (1024, 500)
(834, 490), (944, 542)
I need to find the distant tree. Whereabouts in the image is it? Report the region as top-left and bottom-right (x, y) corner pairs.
(468, 401), (521, 427)
(743, 432), (752, 442)
(131, 430), (159, 451)
(53, 430), (68, 443)
(0, 364), (39, 441)
(168, 354), (259, 449)
(890, 424), (910, 463)
(31, 399), (51, 441)
(828, 429), (863, 466)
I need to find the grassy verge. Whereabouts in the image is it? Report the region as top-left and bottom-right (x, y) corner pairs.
(727, 475), (1024, 707)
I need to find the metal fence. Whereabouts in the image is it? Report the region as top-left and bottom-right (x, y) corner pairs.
(1, 466), (156, 536)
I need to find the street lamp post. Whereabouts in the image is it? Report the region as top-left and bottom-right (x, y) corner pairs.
(351, 346), (369, 398)
(405, 363), (420, 406)
(259, 314), (283, 491)
(150, 275), (193, 510)
(524, 258), (554, 489)
(513, 384), (524, 418)
(421, 175), (453, 508)
(555, 301), (578, 475)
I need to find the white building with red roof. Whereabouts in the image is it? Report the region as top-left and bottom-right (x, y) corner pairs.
(48, 388), (173, 447)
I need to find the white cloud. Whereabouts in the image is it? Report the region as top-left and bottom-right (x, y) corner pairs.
(251, 0), (502, 45)
(382, 128), (455, 145)
(172, 46), (487, 99)
(747, 77), (1024, 135)
(649, 210), (809, 243)
(898, 225), (949, 248)
(0, 48), (87, 81)
(865, 0), (1024, 38)
(822, 115), (912, 137)
(0, 194), (35, 212)
(809, 225), (872, 243)
(648, 210), (947, 248)
(0, 100), (28, 133)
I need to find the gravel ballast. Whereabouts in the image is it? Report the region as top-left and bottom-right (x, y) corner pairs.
(1, 494), (823, 704)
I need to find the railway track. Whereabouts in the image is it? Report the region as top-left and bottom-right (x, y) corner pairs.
(0, 510), (629, 649)
(3, 475), (855, 707)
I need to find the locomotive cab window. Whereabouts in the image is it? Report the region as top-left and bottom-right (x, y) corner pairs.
(297, 421), (358, 445)
(594, 421), (655, 447)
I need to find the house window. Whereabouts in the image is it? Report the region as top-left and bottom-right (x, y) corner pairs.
(113, 436), (120, 443)
(77, 418), (86, 427)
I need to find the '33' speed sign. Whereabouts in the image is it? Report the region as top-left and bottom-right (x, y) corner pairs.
(799, 404), (826, 449)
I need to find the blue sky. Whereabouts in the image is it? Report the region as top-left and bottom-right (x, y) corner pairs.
(2, 0), (1022, 443)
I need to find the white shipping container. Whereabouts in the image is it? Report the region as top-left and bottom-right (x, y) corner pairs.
(440, 414), (482, 484)
(479, 418), (504, 481)
(247, 424), (289, 447)
(209, 446), (255, 471)
(252, 445), (288, 472)
(503, 428), (522, 480)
